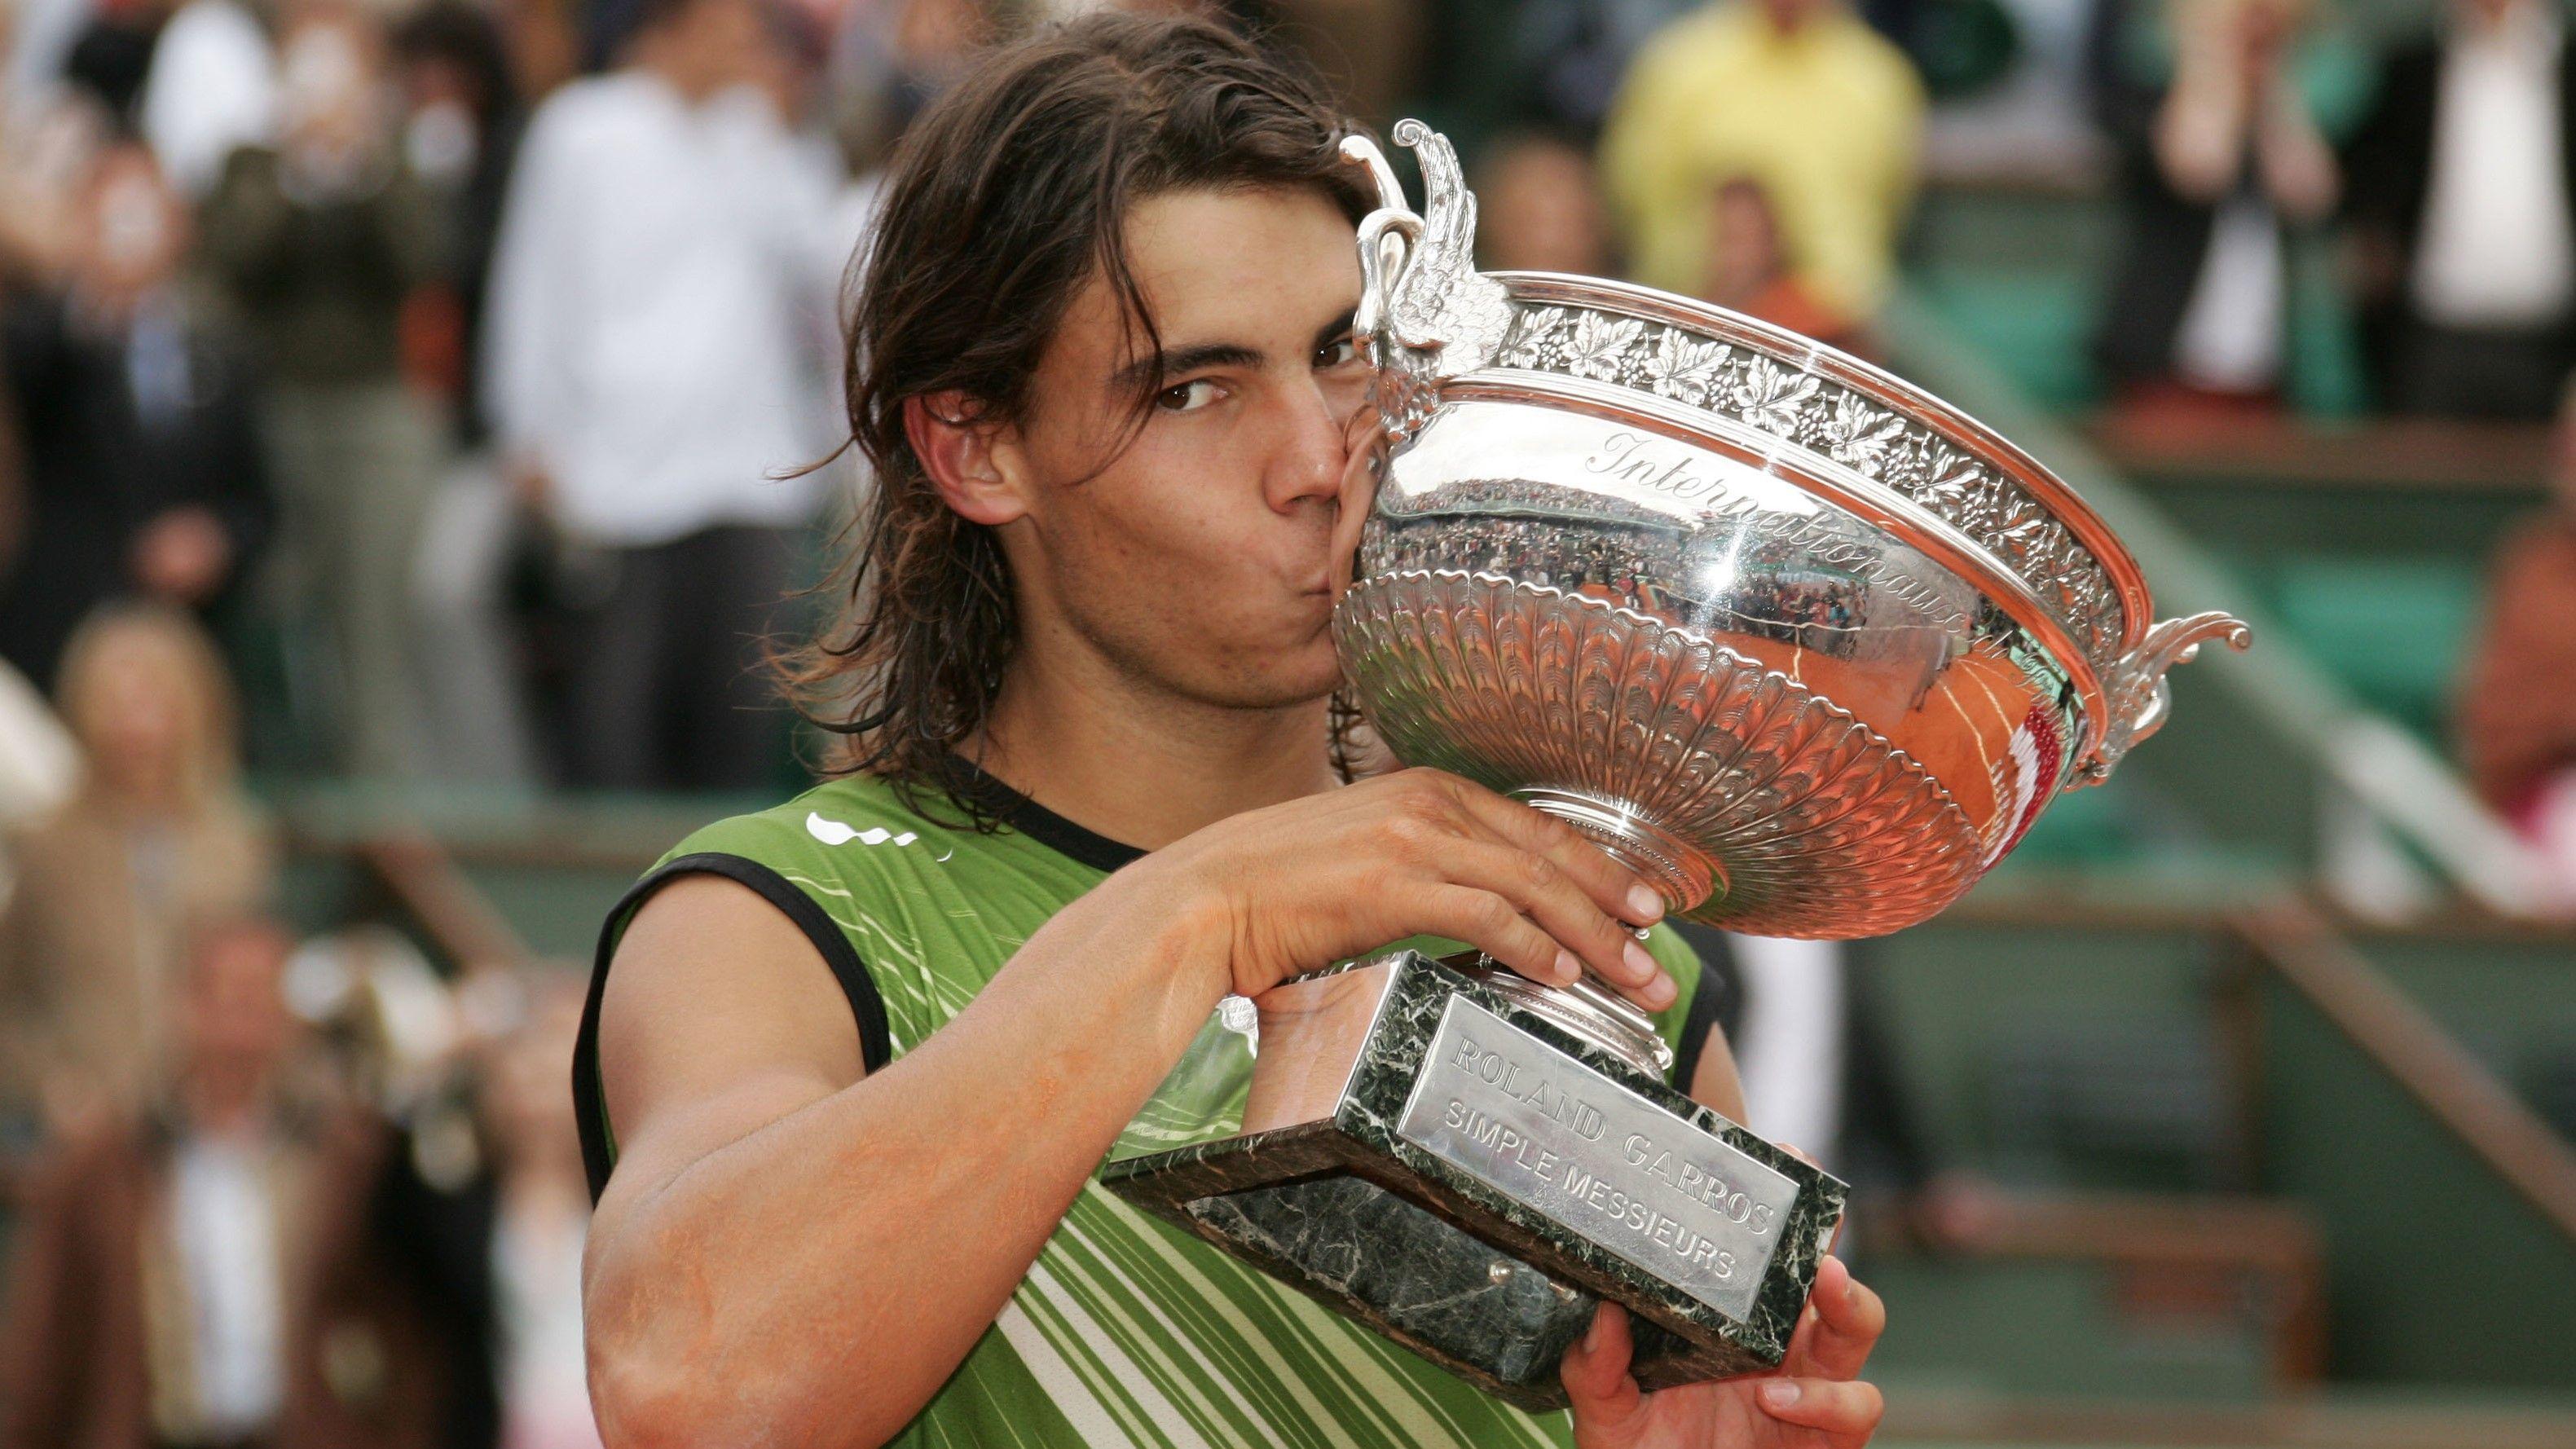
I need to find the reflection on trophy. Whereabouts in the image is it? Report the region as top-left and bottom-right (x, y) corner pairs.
(1104, 121), (2252, 1409)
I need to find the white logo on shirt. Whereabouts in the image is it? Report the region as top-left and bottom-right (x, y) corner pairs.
(807, 813), (919, 848)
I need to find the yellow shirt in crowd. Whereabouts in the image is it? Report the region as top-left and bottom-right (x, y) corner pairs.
(1600, 2), (1926, 323)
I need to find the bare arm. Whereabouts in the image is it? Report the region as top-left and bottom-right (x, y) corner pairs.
(583, 770), (1680, 1448)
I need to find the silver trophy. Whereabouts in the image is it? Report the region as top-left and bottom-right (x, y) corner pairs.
(1105, 121), (2250, 1408)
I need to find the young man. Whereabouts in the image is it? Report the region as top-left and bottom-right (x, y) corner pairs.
(573, 14), (1888, 1448)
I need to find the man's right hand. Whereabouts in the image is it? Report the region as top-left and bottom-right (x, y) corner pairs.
(1145, 767), (1678, 1011)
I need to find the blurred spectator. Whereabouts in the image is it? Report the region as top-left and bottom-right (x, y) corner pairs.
(391, 1), (526, 448)
(141, 0), (278, 197)
(2089, 0), (2362, 416)
(0, 84), (108, 289)
(59, 1), (160, 122)
(478, 978), (594, 1449)
(200, 4), (444, 782)
(1408, 0), (1691, 152)
(1600, 0), (1925, 333)
(59, 0), (282, 198)
(2346, 0), (2576, 421)
(0, 138), (271, 692)
(0, 913), (435, 1449)
(483, 0), (843, 791)
(1702, 174), (1858, 347)
(0, 605), (275, 1137)
(373, 974), (598, 1449)
(1473, 130), (1618, 275)
(3, 0), (99, 126)
(387, 4), (548, 791)
(2457, 380), (2576, 906)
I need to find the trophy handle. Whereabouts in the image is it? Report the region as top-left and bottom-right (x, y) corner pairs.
(1338, 121), (1514, 438)
(2075, 611), (2252, 786)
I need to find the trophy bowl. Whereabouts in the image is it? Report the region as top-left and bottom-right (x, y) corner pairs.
(1103, 121), (2250, 1412)
(1335, 121), (2250, 946)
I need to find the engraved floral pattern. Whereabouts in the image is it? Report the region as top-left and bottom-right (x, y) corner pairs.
(1495, 306), (1567, 370)
(1818, 393), (1905, 470)
(1914, 446), (1993, 522)
(1470, 299), (2129, 667)
(1727, 357), (1821, 436)
(1565, 310), (1645, 382)
(1640, 329), (1731, 405)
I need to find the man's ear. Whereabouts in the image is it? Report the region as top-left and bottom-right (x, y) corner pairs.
(904, 391), (1026, 526)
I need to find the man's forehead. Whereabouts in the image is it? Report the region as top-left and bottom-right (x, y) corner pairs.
(1061, 187), (1362, 367)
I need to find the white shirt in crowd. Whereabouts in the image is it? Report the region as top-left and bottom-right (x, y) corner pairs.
(1726, 935), (1846, 1172)
(2171, 192), (2287, 394)
(482, 72), (848, 549)
(170, 1133), (287, 1438)
(493, 1200), (601, 1449)
(139, 0), (279, 199)
(2411, 0), (2576, 330)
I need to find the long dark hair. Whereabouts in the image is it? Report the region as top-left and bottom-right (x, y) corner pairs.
(782, 11), (1371, 818)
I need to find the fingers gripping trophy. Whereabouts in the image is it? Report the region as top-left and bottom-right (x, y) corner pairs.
(1104, 121), (2252, 1409)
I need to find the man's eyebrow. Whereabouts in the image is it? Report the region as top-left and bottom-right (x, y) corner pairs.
(1109, 310), (1359, 396)
(1312, 307), (1358, 355)
(1113, 341), (1264, 396)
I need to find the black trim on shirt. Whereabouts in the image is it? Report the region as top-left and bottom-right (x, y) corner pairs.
(1668, 924), (1742, 1098)
(940, 755), (1148, 873)
(573, 851), (893, 1202)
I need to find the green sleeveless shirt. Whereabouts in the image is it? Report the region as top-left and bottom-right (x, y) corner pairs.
(574, 767), (1715, 1448)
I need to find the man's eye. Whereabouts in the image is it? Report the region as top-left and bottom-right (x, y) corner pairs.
(1156, 378), (1222, 412)
(1317, 336), (1362, 368)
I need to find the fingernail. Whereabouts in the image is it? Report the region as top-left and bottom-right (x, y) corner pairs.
(1582, 1310), (1605, 1353)
(1641, 970), (1678, 1010)
(1762, 1381), (1800, 1410)
(1623, 940), (1658, 987)
(1624, 883), (1663, 923)
(1554, 949), (1582, 985)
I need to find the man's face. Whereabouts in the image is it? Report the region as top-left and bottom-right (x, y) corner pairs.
(181, 923), (296, 1084)
(674, 0), (773, 90)
(990, 185), (1372, 711)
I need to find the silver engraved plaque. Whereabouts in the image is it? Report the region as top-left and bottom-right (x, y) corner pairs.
(1396, 997), (1798, 1322)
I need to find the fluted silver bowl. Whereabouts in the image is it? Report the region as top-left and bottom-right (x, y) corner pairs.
(1336, 123), (2248, 941)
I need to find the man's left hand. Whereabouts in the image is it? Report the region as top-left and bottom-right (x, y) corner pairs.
(1562, 1255), (1887, 1449)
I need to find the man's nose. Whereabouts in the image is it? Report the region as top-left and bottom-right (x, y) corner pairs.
(1265, 377), (1356, 513)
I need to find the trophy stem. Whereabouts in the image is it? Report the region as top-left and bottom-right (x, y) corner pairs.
(1472, 967), (1676, 1078)
(1513, 788), (1725, 914)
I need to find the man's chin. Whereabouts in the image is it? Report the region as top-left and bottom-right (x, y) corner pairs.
(1209, 641), (1345, 711)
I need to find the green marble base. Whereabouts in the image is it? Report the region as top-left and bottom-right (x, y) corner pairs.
(1103, 951), (1846, 1411)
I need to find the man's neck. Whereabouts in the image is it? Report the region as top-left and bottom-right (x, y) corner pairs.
(973, 649), (1340, 853)
(178, 1068), (272, 1140)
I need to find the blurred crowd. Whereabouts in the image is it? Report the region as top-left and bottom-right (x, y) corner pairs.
(0, 0), (2569, 799)
(0, 0), (2574, 1441)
